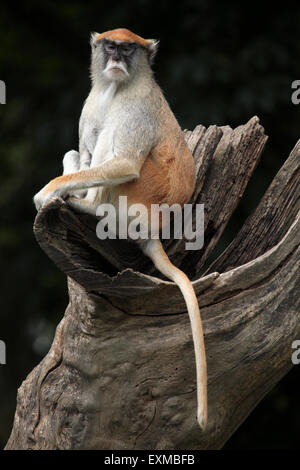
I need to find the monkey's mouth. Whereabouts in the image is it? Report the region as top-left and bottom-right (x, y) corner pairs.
(105, 62), (129, 76)
(110, 67), (124, 72)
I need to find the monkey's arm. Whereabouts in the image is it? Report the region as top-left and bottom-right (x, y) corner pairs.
(33, 157), (140, 210)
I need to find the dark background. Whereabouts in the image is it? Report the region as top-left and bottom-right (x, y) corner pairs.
(0, 0), (299, 449)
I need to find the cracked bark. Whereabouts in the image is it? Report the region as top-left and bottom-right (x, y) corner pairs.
(5, 116), (300, 450)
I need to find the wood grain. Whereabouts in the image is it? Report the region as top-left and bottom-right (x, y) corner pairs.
(5, 117), (300, 450)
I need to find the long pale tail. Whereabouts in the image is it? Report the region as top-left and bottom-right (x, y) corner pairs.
(142, 238), (207, 429)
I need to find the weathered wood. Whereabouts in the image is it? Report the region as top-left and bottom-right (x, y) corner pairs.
(205, 138), (300, 274)
(168, 116), (268, 277)
(5, 117), (300, 450)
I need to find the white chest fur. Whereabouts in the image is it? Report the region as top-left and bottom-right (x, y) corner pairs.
(80, 82), (118, 203)
(80, 82), (117, 165)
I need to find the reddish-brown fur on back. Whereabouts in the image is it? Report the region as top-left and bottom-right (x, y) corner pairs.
(117, 136), (196, 225)
(96, 28), (149, 48)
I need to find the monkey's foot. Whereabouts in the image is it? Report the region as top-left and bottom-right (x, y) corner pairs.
(66, 196), (97, 215)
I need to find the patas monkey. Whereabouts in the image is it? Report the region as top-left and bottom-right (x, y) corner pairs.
(34, 28), (207, 429)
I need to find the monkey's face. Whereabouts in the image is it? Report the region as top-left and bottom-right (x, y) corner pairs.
(102, 40), (141, 81)
(92, 38), (150, 83)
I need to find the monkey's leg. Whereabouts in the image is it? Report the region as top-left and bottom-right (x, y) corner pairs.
(79, 149), (92, 171)
(34, 157), (139, 210)
(63, 150), (87, 199)
(141, 238), (207, 429)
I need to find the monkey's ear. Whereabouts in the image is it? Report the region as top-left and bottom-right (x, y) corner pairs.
(90, 32), (100, 49)
(145, 39), (159, 63)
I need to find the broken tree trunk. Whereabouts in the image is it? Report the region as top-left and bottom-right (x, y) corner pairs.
(5, 116), (300, 450)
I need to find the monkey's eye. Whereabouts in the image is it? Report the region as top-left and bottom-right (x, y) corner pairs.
(104, 42), (116, 54)
(121, 44), (135, 56)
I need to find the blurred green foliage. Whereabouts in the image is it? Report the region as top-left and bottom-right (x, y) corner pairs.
(0, 0), (299, 449)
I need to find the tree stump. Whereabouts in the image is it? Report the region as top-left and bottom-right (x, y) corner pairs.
(5, 116), (300, 450)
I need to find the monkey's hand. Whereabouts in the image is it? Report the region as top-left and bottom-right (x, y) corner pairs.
(33, 149), (82, 210)
(33, 181), (62, 211)
(33, 177), (69, 211)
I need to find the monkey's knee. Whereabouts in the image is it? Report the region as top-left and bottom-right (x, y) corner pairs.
(63, 150), (80, 175)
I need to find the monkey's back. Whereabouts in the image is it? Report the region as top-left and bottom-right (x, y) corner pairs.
(116, 87), (196, 211)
